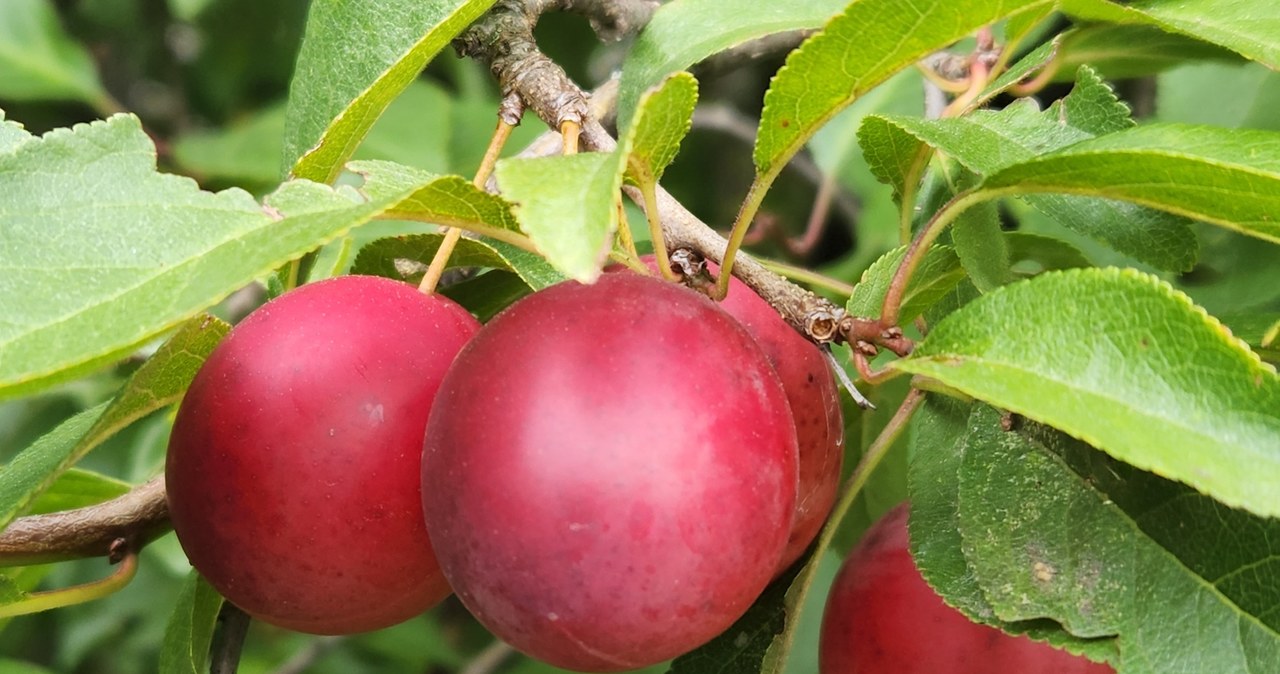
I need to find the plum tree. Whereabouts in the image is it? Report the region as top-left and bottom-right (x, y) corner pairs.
(820, 503), (1115, 674)
(166, 275), (480, 635)
(422, 272), (799, 672)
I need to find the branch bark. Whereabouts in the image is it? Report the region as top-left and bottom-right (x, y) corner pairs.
(455, 0), (656, 126)
(0, 476), (169, 566)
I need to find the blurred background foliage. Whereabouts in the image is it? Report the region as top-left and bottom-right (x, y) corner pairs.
(1, 0), (1278, 671)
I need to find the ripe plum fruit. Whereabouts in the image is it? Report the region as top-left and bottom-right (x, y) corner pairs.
(706, 261), (842, 570)
(166, 275), (479, 635)
(820, 503), (1115, 674)
(422, 272), (798, 672)
(610, 257), (843, 571)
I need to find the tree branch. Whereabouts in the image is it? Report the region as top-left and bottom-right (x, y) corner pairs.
(455, 0), (656, 127)
(459, 0), (914, 357)
(0, 476), (169, 566)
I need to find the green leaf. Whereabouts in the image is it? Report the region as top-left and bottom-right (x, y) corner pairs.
(0, 113), (29, 154)
(175, 82), (457, 188)
(621, 72), (699, 188)
(350, 233), (562, 292)
(895, 267), (1280, 519)
(754, 0), (1052, 180)
(846, 245), (965, 322)
(0, 116), (437, 398)
(956, 403), (1278, 671)
(979, 123), (1280, 245)
(616, 0), (846, 132)
(979, 35), (1059, 103)
(0, 405), (103, 529)
(495, 152), (622, 283)
(349, 161), (562, 287)
(24, 468), (130, 516)
(1158, 60), (1280, 131)
(857, 115), (922, 206)
(905, 396), (1113, 658)
(350, 160), (520, 234)
(172, 103), (287, 187)
(1055, 23), (1241, 81)
(950, 201), (1010, 292)
(0, 658), (55, 674)
(439, 271), (533, 323)
(158, 572), (224, 674)
(0, 314), (229, 531)
(0, 0), (109, 107)
(1005, 232), (1092, 276)
(1063, 0), (1280, 69)
(866, 67), (1200, 271)
(281, 0), (496, 182)
(907, 396), (1001, 622)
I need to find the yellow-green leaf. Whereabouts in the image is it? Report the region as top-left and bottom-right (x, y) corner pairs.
(495, 152), (622, 283)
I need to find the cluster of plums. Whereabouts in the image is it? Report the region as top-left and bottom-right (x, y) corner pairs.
(165, 268), (1111, 673)
(165, 266), (842, 670)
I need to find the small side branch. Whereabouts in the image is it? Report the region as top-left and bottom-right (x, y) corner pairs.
(0, 476), (169, 567)
(455, 0), (656, 130)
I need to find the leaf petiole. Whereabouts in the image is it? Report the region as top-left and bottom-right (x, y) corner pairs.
(0, 547), (138, 619)
(882, 189), (990, 325)
(716, 173), (773, 299)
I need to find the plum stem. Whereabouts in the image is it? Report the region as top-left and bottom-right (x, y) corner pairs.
(560, 119), (581, 155)
(211, 604), (251, 674)
(419, 118), (517, 295)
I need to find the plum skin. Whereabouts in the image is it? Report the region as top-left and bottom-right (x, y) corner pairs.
(819, 503), (1115, 674)
(422, 272), (798, 672)
(166, 275), (479, 635)
(709, 262), (843, 570)
(616, 258), (844, 572)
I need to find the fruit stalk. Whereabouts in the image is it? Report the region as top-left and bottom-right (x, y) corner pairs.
(420, 118), (516, 294)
